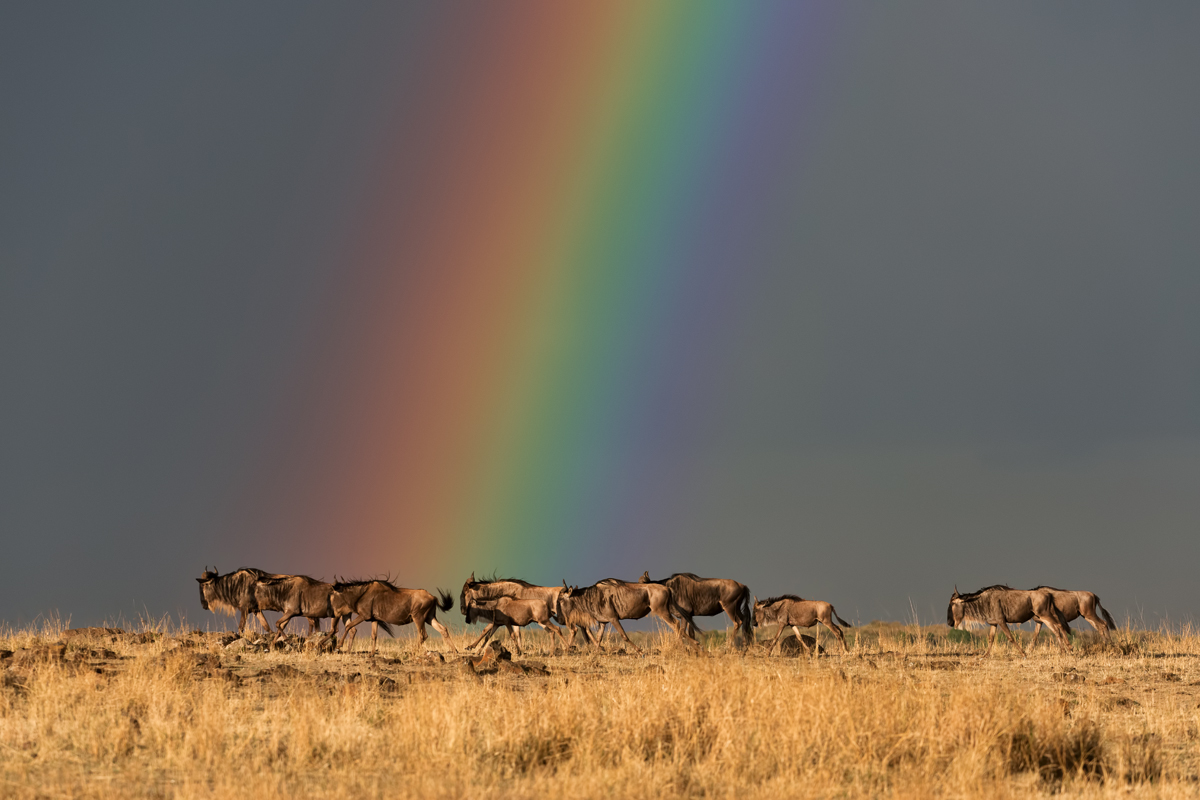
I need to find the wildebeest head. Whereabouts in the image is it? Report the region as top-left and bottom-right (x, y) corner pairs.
(553, 582), (586, 625)
(196, 566), (218, 611)
(947, 585), (963, 628)
(752, 595), (762, 628)
(460, 572), (478, 619)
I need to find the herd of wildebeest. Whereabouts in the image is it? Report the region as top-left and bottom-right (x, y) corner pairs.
(196, 567), (1119, 657)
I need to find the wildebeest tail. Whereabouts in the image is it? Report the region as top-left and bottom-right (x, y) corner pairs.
(1098, 599), (1117, 631)
(833, 607), (851, 628)
(1052, 600), (1071, 630)
(436, 589), (454, 613)
(738, 587), (753, 640)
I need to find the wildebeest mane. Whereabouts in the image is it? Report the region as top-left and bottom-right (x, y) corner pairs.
(956, 584), (1012, 601)
(259, 573), (322, 585)
(470, 576), (534, 587)
(645, 572), (706, 582)
(760, 594), (805, 606)
(333, 576), (400, 591)
(1030, 585), (1065, 592)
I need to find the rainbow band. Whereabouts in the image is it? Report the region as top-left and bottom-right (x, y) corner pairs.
(253, 4), (840, 588)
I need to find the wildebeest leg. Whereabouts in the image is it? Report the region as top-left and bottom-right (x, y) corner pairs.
(1030, 621), (1042, 645)
(275, 612), (297, 636)
(255, 611), (271, 633)
(237, 609), (248, 635)
(768, 622), (787, 653)
(413, 619), (429, 648)
(1081, 610), (1109, 641)
(498, 625), (522, 656)
(340, 615), (366, 652)
(608, 618), (642, 653)
(535, 620), (569, 652)
(791, 626), (814, 655)
(996, 621), (1024, 655)
(465, 621), (498, 651)
(469, 622), (500, 651)
(567, 623), (599, 649)
(653, 608), (697, 647)
(984, 625), (997, 656)
(369, 621), (380, 658)
(719, 601), (743, 647)
(1044, 617), (1071, 652)
(822, 618), (849, 653)
(428, 617), (458, 652)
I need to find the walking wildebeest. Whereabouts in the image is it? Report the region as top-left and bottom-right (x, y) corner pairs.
(461, 595), (568, 655)
(947, 585), (1071, 655)
(556, 578), (696, 652)
(196, 566), (287, 634)
(253, 574), (338, 638)
(1029, 586), (1117, 644)
(640, 571), (752, 645)
(753, 595), (851, 655)
(458, 574), (567, 651)
(324, 579), (389, 650)
(333, 579), (457, 656)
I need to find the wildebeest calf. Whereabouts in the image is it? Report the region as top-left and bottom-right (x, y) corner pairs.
(463, 596), (568, 655)
(753, 594), (851, 654)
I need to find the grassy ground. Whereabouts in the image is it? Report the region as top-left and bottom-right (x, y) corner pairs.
(1, 619), (1197, 799)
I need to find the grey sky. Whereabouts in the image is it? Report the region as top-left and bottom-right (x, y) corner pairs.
(1, 4), (1198, 630)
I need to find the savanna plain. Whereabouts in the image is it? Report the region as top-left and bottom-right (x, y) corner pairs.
(2, 620), (1198, 799)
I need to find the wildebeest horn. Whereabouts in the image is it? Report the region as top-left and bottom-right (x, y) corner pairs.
(469, 571), (475, 583)
(953, 585), (959, 598)
(753, 595), (759, 607)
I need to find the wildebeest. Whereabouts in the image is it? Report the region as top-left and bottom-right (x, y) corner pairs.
(462, 595), (568, 655)
(253, 574), (337, 638)
(556, 578), (696, 652)
(753, 595), (851, 655)
(196, 566), (287, 634)
(1029, 586), (1117, 644)
(947, 585), (1071, 655)
(333, 579), (457, 656)
(458, 574), (567, 651)
(639, 571), (752, 645)
(325, 580), (388, 650)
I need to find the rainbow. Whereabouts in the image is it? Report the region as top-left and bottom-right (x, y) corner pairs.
(243, 4), (842, 589)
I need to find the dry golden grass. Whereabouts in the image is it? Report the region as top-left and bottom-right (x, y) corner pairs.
(2, 619), (1198, 799)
